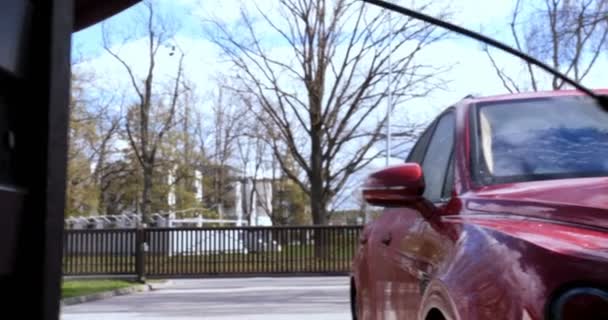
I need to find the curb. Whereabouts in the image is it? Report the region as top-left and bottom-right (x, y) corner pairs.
(148, 279), (174, 290)
(61, 283), (152, 306)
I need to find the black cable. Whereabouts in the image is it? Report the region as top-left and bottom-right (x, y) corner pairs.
(361, 0), (608, 111)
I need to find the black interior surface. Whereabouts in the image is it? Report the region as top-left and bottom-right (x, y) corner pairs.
(0, 1), (139, 319)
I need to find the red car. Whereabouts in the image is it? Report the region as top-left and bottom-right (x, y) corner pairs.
(351, 90), (608, 320)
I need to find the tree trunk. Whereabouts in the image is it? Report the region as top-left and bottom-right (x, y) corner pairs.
(312, 195), (329, 260)
(142, 164), (153, 225)
(310, 127), (329, 258)
(309, 88), (326, 226)
(309, 131), (327, 226)
(218, 170), (224, 221)
(247, 179), (256, 225)
(310, 185), (327, 225)
(95, 145), (107, 215)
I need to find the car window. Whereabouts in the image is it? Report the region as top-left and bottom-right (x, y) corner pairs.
(442, 150), (455, 199)
(421, 112), (455, 202)
(475, 96), (608, 184)
(406, 121), (436, 164)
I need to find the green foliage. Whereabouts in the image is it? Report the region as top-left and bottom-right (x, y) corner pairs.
(272, 179), (310, 226)
(66, 72), (100, 217)
(175, 183), (198, 210)
(65, 154), (98, 216)
(98, 155), (142, 215)
(201, 163), (238, 211)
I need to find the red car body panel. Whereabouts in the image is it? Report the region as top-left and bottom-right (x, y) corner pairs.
(351, 90), (608, 320)
(468, 177), (608, 230)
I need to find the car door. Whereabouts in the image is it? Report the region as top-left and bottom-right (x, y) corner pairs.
(381, 110), (456, 319)
(363, 116), (437, 320)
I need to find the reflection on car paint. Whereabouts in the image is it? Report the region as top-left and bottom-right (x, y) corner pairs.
(351, 91), (608, 320)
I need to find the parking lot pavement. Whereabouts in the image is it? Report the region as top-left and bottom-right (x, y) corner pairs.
(61, 277), (351, 320)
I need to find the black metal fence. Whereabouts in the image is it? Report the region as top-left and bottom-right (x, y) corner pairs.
(63, 226), (362, 278)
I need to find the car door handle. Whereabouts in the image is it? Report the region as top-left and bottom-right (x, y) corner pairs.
(381, 233), (392, 246)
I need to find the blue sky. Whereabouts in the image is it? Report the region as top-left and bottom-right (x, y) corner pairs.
(71, 0), (523, 125)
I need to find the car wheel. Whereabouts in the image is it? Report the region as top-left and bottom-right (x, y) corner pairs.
(419, 281), (457, 320)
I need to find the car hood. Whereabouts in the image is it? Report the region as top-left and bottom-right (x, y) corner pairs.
(463, 177), (608, 230)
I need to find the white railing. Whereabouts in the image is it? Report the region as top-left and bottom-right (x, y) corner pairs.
(65, 212), (241, 230)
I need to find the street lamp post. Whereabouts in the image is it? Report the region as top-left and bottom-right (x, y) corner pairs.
(386, 11), (393, 167)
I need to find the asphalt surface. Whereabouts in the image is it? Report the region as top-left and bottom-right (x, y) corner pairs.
(61, 277), (351, 320)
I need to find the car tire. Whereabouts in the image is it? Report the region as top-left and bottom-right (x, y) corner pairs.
(419, 281), (457, 320)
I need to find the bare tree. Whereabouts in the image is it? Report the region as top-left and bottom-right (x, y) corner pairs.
(103, 0), (185, 223)
(206, 86), (247, 219)
(485, 0), (608, 92)
(236, 98), (310, 226)
(209, 0), (447, 225)
(235, 119), (269, 225)
(90, 104), (122, 214)
(180, 80), (199, 188)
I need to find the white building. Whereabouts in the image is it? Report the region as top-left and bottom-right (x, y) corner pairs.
(229, 177), (273, 226)
(168, 166), (274, 227)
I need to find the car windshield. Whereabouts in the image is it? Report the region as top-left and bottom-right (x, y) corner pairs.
(474, 95), (608, 185)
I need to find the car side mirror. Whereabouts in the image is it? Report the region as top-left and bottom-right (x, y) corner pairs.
(361, 163), (425, 207)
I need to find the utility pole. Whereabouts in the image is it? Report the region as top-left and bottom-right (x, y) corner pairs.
(386, 11), (393, 166)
